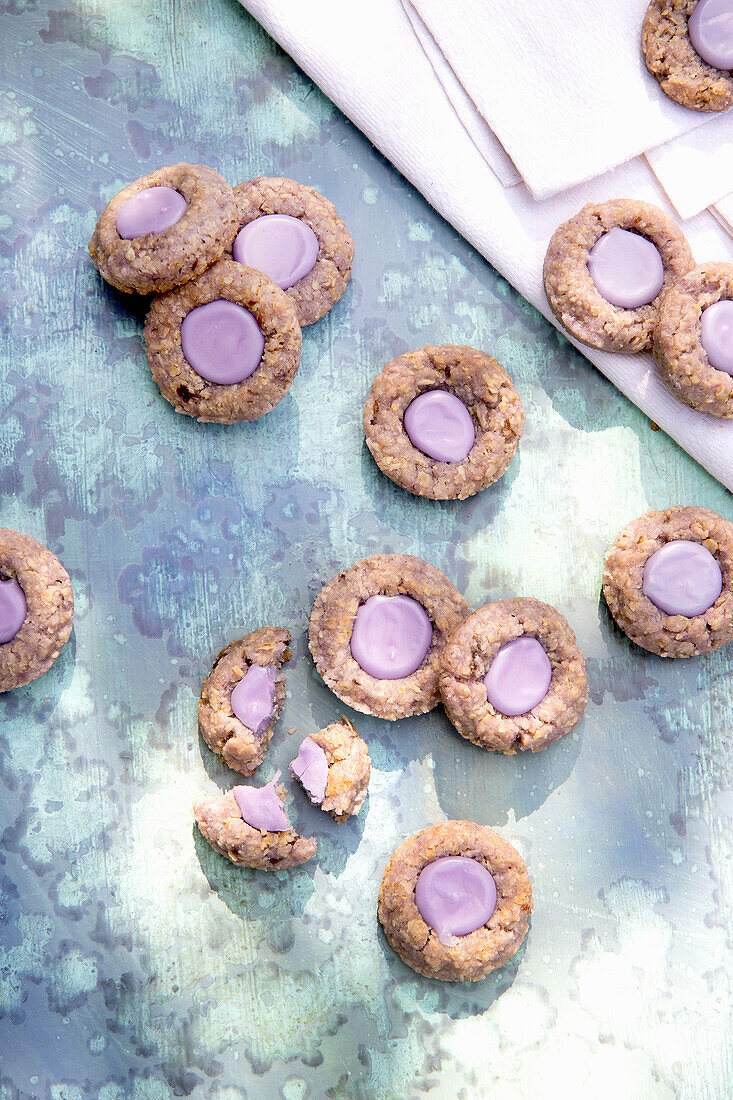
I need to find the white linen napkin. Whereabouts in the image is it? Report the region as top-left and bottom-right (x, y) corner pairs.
(238, 0), (733, 490)
(408, 0), (716, 200)
(645, 117), (733, 219)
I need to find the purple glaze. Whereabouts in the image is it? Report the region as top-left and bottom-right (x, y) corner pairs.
(700, 300), (733, 376)
(232, 214), (319, 290)
(403, 390), (476, 463)
(415, 856), (497, 942)
(588, 227), (664, 309)
(233, 771), (289, 832)
(642, 540), (723, 617)
(484, 636), (552, 717)
(350, 594), (433, 680)
(0, 578), (27, 645)
(290, 738), (329, 803)
(116, 186), (187, 239)
(180, 299), (265, 385)
(689, 0), (733, 71)
(230, 664), (276, 734)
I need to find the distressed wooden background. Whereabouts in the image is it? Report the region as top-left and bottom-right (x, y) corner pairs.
(1, 1), (732, 1097)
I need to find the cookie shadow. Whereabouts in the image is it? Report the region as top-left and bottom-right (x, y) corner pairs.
(431, 709), (583, 825)
(192, 824), (318, 953)
(291, 786), (370, 879)
(358, 439), (519, 544)
(0, 627), (77, 723)
(378, 921), (527, 1019)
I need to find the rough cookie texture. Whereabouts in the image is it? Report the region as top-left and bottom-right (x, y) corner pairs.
(299, 718), (371, 822)
(194, 786), (316, 870)
(378, 821), (532, 982)
(309, 554), (471, 720)
(198, 627), (290, 776)
(88, 163), (238, 295)
(144, 258), (302, 423)
(0, 529), (74, 693)
(439, 598), (588, 753)
(603, 506), (733, 657)
(230, 177), (354, 326)
(363, 345), (524, 500)
(653, 262), (733, 417)
(544, 199), (694, 353)
(642, 1), (733, 112)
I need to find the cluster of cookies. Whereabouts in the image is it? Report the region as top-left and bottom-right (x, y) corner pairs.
(89, 164), (354, 423)
(184, 504), (730, 981)
(544, 197), (733, 418)
(6, 141), (732, 985)
(193, 626), (371, 872)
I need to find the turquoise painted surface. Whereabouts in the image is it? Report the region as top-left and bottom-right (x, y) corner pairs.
(1, 1), (732, 1097)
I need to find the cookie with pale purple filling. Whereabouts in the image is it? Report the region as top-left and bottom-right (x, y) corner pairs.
(144, 258), (302, 424)
(308, 554), (471, 721)
(194, 772), (316, 870)
(544, 199), (694, 353)
(89, 163), (238, 295)
(0, 528), (74, 693)
(439, 598), (588, 754)
(290, 717), (370, 822)
(229, 177), (354, 326)
(364, 345), (524, 500)
(198, 627), (290, 776)
(378, 821), (532, 982)
(653, 262), (733, 418)
(603, 506), (733, 657)
(642, 0), (733, 112)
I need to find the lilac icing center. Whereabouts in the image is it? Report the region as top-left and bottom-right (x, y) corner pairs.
(642, 540), (723, 617)
(350, 594), (433, 680)
(230, 664), (277, 734)
(0, 578), (27, 645)
(415, 856), (497, 941)
(233, 771), (289, 832)
(232, 214), (319, 290)
(180, 299), (265, 385)
(116, 186), (187, 239)
(484, 636), (552, 717)
(689, 0), (733, 71)
(290, 738), (329, 804)
(588, 227), (664, 310)
(700, 300), (733, 376)
(403, 390), (476, 463)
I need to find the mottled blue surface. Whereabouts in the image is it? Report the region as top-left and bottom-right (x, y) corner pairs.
(1, 2), (732, 1098)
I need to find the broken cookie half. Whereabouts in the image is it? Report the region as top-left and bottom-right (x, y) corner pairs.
(194, 771), (316, 870)
(290, 717), (371, 823)
(198, 626), (290, 776)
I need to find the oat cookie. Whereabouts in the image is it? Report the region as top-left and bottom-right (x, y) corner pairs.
(198, 627), (290, 775)
(653, 262), (733, 417)
(290, 717), (371, 822)
(544, 199), (694, 353)
(603, 506), (733, 657)
(144, 258), (301, 423)
(89, 163), (238, 295)
(0, 529), (74, 693)
(309, 554), (471, 721)
(229, 177), (354, 326)
(194, 778), (316, 870)
(378, 821), (532, 982)
(363, 345), (524, 501)
(439, 598), (587, 754)
(642, 1), (733, 112)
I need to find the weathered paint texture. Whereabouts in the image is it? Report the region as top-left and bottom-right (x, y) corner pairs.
(1, 1), (732, 1098)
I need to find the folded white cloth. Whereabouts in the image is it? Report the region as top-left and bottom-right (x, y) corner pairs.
(239, 0), (733, 490)
(408, 0), (717, 199)
(645, 118), (733, 219)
